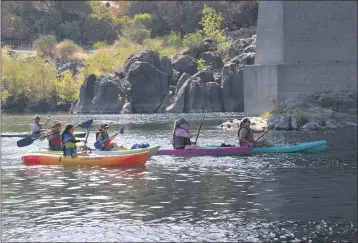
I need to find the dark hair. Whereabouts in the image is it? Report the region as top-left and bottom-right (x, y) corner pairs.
(172, 119), (186, 144)
(239, 118), (251, 127)
(61, 124), (75, 141)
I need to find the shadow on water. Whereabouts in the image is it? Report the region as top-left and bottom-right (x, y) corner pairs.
(1, 113), (357, 242)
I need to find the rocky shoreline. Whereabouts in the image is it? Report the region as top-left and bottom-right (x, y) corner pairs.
(219, 91), (357, 131)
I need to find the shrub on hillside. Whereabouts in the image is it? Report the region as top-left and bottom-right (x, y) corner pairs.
(122, 23), (151, 44)
(1, 53), (82, 111)
(34, 35), (57, 57)
(183, 30), (203, 49)
(92, 41), (108, 49)
(56, 39), (82, 59)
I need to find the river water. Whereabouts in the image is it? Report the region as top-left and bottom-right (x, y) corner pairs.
(1, 113), (357, 242)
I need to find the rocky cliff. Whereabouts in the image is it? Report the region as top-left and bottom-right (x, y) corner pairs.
(70, 35), (257, 114)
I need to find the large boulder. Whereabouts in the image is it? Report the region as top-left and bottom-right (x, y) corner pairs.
(198, 51), (224, 70)
(75, 74), (97, 113)
(205, 82), (224, 112)
(161, 56), (173, 78)
(228, 35), (256, 58)
(91, 78), (126, 113)
(121, 102), (132, 114)
(125, 61), (169, 113)
(124, 50), (163, 73)
(166, 79), (191, 113)
(172, 54), (198, 75)
(193, 70), (214, 83)
(221, 62), (244, 112)
(186, 77), (208, 112)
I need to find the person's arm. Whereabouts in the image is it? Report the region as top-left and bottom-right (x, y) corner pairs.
(238, 129), (253, 146)
(41, 117), (50, 126)
(180, 131), (196, 138)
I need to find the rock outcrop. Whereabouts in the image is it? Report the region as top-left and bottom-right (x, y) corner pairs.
(125, 61), (169, 113)
(219, 90), (357, 130)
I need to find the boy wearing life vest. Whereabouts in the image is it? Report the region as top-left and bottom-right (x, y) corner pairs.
(95, 124), (127, 151)
(31, 115), (50, 134)
(45, 120), (63, 151)
(238, 118), (275, 147)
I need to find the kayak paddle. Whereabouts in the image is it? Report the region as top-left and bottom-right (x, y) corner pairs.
(254, 120), (280, 144)
(194, 107), (206, 145)
(17, 119), (94, 147)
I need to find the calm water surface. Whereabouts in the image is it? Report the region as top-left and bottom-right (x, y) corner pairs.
(1, 113), (357, 242)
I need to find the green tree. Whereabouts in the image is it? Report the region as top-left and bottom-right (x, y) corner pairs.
(200, 4), (228, 43)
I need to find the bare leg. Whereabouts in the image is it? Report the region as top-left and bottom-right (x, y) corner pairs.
(110, 143), (128, 151)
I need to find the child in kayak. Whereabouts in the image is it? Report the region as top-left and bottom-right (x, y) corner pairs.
(61, 124), (87, 157)
(44, 120), (63, 151)
(238, 118), (275, 147)
(31, 115), (50, 134)
(172, 118), (201, 149)
(95, 124), (128, 151)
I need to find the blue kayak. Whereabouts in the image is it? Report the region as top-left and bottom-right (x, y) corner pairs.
(252, 140), (328, 153)
(203, 140), (328, 153)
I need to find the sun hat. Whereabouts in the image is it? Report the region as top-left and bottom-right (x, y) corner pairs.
(51, 120), (62, 127)
(33, 115), (41, 119)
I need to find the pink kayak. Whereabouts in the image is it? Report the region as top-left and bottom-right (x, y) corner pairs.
(156, 146), (252, 157)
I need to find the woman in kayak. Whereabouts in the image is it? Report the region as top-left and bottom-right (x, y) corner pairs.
(31, 115), (50, 134)
(95, 124), (127, 151)
(44, 120), (63, 151)
(172, 118), (201, 149)
(238, 118), (275, 147)
(61, 124), (87, 157)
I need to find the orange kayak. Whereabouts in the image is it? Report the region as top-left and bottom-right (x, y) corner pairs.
(22, 151), (149, 166)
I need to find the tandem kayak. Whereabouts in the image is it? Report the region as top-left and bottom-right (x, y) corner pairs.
(252, 140), (328, 153)
(156, 146), (252, 157)
(1, 131), (87, 138)
(27, 146), (161, 158)
(22, 151), (149, 166)
(204, 140), (328, 153)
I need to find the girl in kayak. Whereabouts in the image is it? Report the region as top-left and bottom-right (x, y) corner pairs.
(95, 124), (128, 151)
(61, 124), (87, 157)
(44, 120), (63, 151)
(31, 115), (50, 134)
(238, 118), (275, 147)
(172, 118), (201, 149)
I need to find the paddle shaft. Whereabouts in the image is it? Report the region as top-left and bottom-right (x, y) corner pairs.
(254, 121), (280, 144)
(194, 113), (205, 144)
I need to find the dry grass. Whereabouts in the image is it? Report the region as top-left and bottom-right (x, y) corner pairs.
(56, 40), (83, 59)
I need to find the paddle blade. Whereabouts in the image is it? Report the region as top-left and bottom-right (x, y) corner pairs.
(77, 119), (93, 129)
(120, 126), (125, 134)
(17, 137), (35, 147)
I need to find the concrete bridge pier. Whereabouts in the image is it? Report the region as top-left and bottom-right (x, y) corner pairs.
(243, 1), (357, 116)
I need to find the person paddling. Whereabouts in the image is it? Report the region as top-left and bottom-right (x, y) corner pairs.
(61, 124), (87, 157)
(238, 118), (275, 147)
(95, 124), (127, 151)
(31, 115), (50, 134)
(172, 118), (201, 149)
(45, 120), (63, 151)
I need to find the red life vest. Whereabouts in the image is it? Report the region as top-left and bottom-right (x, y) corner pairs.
(49, 130), (62, 150)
